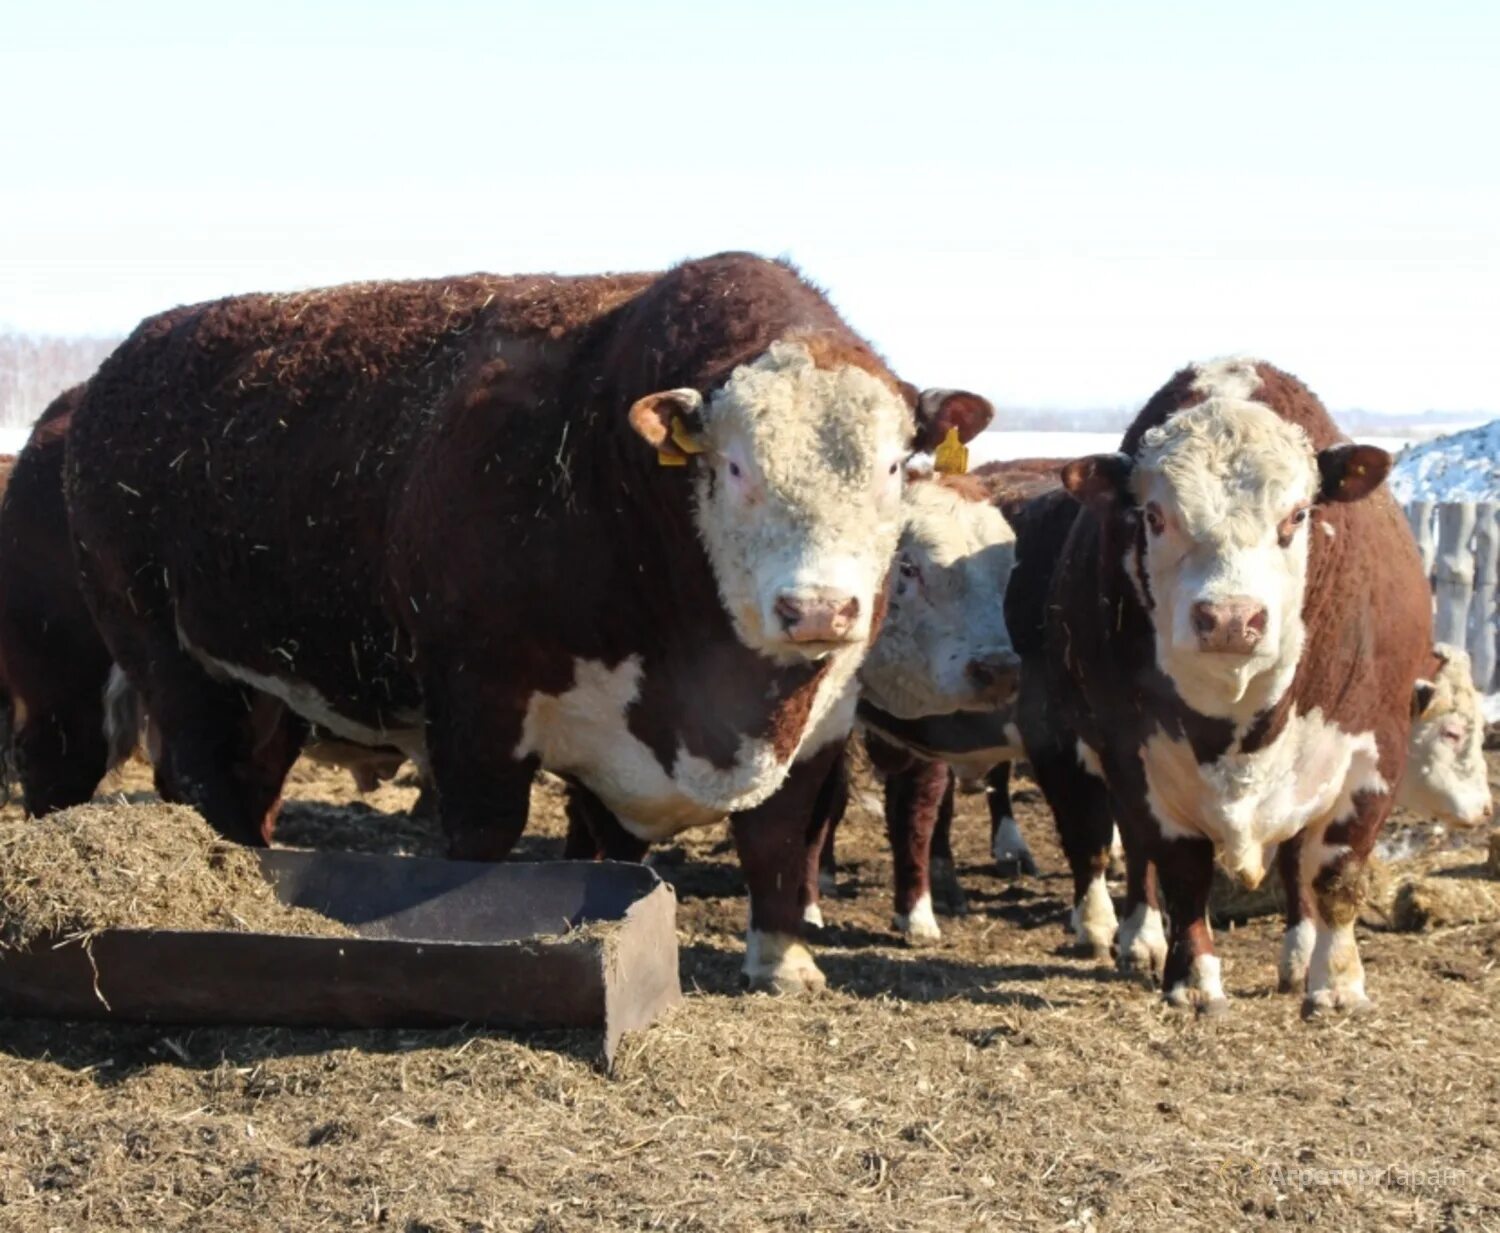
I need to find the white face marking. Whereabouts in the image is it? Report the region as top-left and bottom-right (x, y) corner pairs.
(1116, 903), (1166, 975)
(1399, 646), (1492, 827)
(1279, 918), (1316, 993)
(1071, 873), (1117, 953)
(859, 479), (1017, 719)
(1141, 710), (1387, 887)
(1132, 397), (1320, 720)
(516, 653), (860, 841)
(1166, 953), (1225, 1007)
(1190, 355), (1264, 402)
(743, 929), (826, 993)
(692, 341), (911, 660)
(895, 891), (942, 944)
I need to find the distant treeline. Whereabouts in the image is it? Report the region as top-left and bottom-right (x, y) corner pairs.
(0, 334), (122, 431)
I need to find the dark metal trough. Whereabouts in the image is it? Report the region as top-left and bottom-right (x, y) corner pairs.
(0, 853), (681, 1065)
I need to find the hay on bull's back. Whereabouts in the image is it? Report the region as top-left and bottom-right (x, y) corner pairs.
(0, 801), (351, 949)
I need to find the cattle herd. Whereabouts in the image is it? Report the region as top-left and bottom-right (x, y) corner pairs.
(0, 252), (1490, 1018)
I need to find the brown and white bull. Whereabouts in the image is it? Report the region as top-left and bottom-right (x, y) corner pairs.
(65, 253), (989, 992)
(1018, 358), (1428, 1015)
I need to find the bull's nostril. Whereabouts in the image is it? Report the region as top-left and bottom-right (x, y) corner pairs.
(1191, 602), (1218, 636)
(774, 595), (803, 630)
(1246, 608), (1268, 635)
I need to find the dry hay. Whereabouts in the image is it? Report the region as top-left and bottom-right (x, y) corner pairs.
(0, 800), (350, 950)
(0, 756), (1497, 1230)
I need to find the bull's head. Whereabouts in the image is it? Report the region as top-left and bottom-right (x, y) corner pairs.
(1401, 644), (1493, 827)
(859, 477), (1020, 718)
(629, 339), (991, 662)
(1062, 398), (1389, 716)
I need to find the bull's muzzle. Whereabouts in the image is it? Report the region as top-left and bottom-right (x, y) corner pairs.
(964, 650), (1022, 704)
(1191, 597), (1268, 655)
(774, 590), (861, 645)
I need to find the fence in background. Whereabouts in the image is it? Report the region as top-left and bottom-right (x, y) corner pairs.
(1405, 501), (1500, 693)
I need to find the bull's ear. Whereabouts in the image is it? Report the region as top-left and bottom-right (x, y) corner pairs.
(911, 389), (994, 453)
(629, 389), (707, 466)
(1316, 443), (1390, 504)
(1061, 452), (1133, 509)
(1413, 679), (1437, 719)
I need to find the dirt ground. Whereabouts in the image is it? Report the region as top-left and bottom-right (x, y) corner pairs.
(0, 752), (1498, 1232)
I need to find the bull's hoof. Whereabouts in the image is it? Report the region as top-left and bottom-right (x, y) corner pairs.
(1072, 927), (1115, 960)
(1301, 990), (1373, 1019)
(894, 894), (943, 947)
(802, 902), (826, 931)
(742, 932), (827, 995)
(1115, 905), (1167, 982)
(990, 817), (1038, 878)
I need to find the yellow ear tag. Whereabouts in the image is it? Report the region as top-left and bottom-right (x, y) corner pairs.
(933, 427), (969, 476)
(658, 415), (705, 467)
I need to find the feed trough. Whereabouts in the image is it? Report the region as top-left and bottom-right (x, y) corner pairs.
(0, 852), (681, 1065)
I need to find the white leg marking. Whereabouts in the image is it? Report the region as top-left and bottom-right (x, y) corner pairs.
(990, 815), (1038, 875)
(1116, 903), (1167, 978)
(1278, 918), (1316, 994)
(1304, 919), (1369, 1014)
(1069, 873), (1118, 956)
(894, 891), (942, 946)
(1109, 826), (1125, 862)
(743, 929), (826, 994)
(1166, 953), (1226, 1011)
(802, 901), (826, 930)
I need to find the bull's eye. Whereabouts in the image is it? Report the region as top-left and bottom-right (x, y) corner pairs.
(1441, 724), (1467, 747)
(727, 461), (742, 479)
(1144, 503), (1164, 536)
(888, 460), (900, 476)
(1278, 505), (1311, 546)
(898, 558), (920, 580)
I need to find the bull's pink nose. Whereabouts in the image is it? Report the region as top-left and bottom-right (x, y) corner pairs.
(774, 592), (860, 643)
(965, 650), (1021, 699)
(1191, 598), (1268, 654)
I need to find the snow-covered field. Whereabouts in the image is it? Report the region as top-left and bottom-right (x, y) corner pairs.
(1389, 420), (1500, 503)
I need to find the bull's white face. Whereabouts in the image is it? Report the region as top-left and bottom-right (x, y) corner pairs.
(1401, 646), (1492, 827)
(859, 478), (1019, 718)
(688, 341), (912, 661)
(1129, 399), (1321, 717)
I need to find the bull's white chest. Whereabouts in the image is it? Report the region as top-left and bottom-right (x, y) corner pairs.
(1141, 709), (1385, 870)
(513, 652), (859, 841)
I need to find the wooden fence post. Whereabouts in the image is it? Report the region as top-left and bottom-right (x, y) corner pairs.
(1471, 503), (1500, 693)
(1407, 500), (1437, 580)
(1433, 503), (1478, 653)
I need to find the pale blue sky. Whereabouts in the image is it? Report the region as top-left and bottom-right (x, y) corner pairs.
(2, 0), (1496, 413)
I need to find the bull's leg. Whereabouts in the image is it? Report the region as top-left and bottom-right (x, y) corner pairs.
(1027, 741), (1117, 957)
(927, 770), (968, 917)
(12, 686), (113, 817)
(1155, 836), (1227, 1014)
(562, 784), (650, 863)
(1301, 804), (1385, 1016)
(986, 759), (1038, 876)
(731, 742), (840, 994)
(423, 671), (534, 861)
(1114, 839), (1166, 982)
(148, 674), (299, 845)
(803, 744), (849, 929)
(1276, 835), (1315, 994)
(879, 754), (950, 946)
